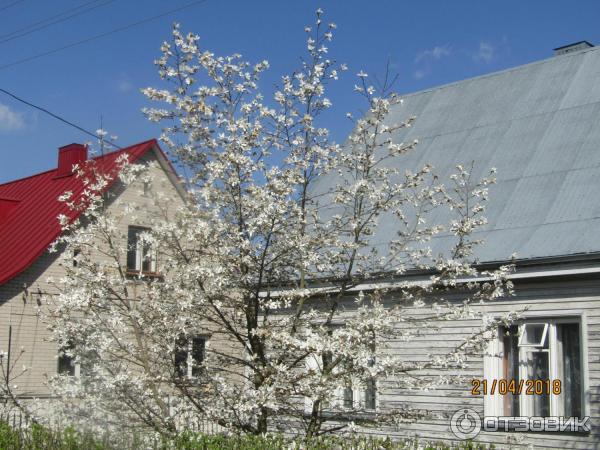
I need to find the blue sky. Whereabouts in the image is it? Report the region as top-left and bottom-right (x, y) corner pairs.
(1, 0), (599, 183)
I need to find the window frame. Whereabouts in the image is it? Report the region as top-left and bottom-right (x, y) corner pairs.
(126, 225), (158, 275)
(174, 334), (208, 380)
(341, 380), (377, 411)
(484, 311), (589, 420)
(340, 359), (377, 412)
(57, 341), (81, 378)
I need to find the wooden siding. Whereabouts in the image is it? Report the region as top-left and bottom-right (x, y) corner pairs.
(354, 278), (600, 449)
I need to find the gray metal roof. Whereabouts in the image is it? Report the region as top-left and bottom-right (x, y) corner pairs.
(315, 45), (600, 264)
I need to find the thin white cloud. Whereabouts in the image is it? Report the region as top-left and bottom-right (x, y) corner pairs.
(413, 40), (505, 80)
(0, 103), (25, 131)
(473, 41), (494, 63)
(415, 45), (451, 64)
(413, 45), (451, 79)
(413, 69), (428, 80)
(117, 79), (133, 93)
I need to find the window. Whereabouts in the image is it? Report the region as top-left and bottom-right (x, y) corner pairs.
(57, 341), (78, 377)
(486, 318), (583, 418)
(343, 385), (354, 408)
(174, 334), (206, 379)
(304, 327), (377, 413)
(72, 248), (81, 267)
(342, 380), (376, 411)
(127, 226), (157, 273)
(364, 377), (377, 410)
(320, 350), (336, 410)
(342, 345), (377, 411)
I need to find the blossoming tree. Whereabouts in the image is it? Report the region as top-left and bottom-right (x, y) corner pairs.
(43, 10), (517, 438)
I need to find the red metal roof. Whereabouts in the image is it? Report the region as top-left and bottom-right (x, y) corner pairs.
(0, 139), (159, 286)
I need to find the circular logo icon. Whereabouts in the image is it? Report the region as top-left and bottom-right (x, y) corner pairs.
(450, 408), (481, 440)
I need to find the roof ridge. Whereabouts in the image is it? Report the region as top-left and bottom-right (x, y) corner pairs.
(0, 166), (56, 188)
(0, 138), (157, 187)
(393, 45), (600, 104)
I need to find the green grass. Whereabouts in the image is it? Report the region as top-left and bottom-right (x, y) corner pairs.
(0, 422), (494, 450)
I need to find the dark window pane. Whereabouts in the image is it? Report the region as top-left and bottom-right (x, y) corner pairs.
(343, 386), (353, 408)
(502, 325), (519, 416)
(174, 334), (188, 378)
(365, 337), (376, 410)
(127, 227), (140, 270)
(73, 249), (81, 267)
(365, 378), (376, 410)
(191, 336), (205, 377)
(558, 323), (582, 417)
(58, 342), (75, 376)
(521, 323), (547, 346)
(322, 351), (333, 373)
(527, 350), (550, 416)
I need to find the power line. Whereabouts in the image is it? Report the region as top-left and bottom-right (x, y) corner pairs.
(0, 87), (122, 149)
(0, 0), (25, 13)
(0, 0), (103, 40)
(0, 0), (113, 44)
(0, 0), (208, 71)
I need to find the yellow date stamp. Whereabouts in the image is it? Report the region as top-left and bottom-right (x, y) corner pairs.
(471, 379), (561, 396)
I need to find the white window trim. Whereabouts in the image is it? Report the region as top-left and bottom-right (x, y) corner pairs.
(483, 330), (502, 415)
(483, 310), (589, 418)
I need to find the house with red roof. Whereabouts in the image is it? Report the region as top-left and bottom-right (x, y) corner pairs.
(0, 139), (185, 396)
